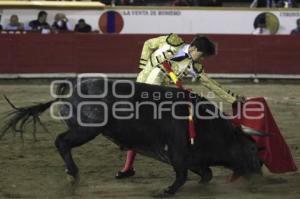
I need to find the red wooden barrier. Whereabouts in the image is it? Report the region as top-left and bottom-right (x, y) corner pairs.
(0, 33), (299, 74)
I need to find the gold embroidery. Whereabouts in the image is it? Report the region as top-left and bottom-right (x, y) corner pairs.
(166, 33), (184, 47)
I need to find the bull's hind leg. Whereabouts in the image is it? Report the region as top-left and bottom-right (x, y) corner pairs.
(55, 128), (100, 180)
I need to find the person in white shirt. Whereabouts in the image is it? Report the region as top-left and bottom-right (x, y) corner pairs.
(5, 15), (24, 31)
(252, 17), (271, 35)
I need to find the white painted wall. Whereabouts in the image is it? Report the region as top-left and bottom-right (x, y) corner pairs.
(0, 8), (299, 34)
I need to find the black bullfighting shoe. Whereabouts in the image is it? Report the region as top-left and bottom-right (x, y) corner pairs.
(115, 168), (135, 179)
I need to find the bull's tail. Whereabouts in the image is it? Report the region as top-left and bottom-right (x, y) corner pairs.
(0, 81), (70, 140)
(0, 95), (57, 140)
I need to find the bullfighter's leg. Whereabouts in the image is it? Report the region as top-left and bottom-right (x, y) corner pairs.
(115, 150), (136, 179)
(55, 128), (100, 180)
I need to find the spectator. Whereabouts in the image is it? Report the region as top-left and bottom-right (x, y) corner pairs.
(100, 0), (121, 6)
(290, 18), (300, 35)
(74, 19), (92, 33)
(126, 0), (146, 5)
(196, 0), (223, 6)
(116, 0), (145, 5)
(172, 0), (189, 6)
(5, 15), (24, 31)
(100, 0), (145, 6)
(251, 0), (275, 7)
(250, 0), (295, 8)
(52, 13), (72, 33)
(29, 11), (50, 32)
(252, 16), (271, 35)
(276, 0), (297, 7)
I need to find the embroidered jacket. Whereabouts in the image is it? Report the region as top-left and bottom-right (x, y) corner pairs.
(137, 34), (237, 104)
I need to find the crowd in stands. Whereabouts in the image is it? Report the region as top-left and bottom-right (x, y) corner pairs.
(97, 0), (298, 7)
(7, 0), (298, 7)
(0, 0), (299, 34)
(0, 9), (299, 35)
(0, 11), (92, 33)
(250, 0), (297, 7)
(99, 0), (211, 6)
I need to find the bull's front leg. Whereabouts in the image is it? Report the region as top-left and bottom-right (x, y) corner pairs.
(165, 168), (188, 195)
(155, 159), (188, 197)
(190, 167), (213, 184)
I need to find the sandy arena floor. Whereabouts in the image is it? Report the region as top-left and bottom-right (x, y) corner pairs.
(0, 81), (299, 199)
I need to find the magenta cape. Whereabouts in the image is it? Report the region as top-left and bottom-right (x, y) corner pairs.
(232, 97), (297, 173)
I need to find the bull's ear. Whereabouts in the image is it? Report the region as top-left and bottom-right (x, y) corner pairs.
(241, 125), (268, 137)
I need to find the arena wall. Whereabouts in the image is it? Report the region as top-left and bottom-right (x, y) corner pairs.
(0, 34), (299, 77)
(1, 2), (300, 34)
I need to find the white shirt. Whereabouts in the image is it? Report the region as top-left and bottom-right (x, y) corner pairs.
(173, 44), (190, 59)
(252, 28), (272, 35)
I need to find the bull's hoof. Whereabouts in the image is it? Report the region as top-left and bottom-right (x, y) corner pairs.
(152, 189), (174, 198)
(199, 168), (213, 184)
(66, 171), (80, 186)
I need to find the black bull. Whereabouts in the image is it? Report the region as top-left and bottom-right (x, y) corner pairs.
(2, 78), (262, 196)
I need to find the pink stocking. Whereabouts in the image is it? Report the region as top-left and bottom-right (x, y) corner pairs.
(122, 150), (136, 172)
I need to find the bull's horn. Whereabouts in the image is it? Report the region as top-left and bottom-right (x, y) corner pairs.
(241, 125), (268, 137)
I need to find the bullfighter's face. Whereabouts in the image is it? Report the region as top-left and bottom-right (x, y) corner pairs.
(188, 46), (204, 63)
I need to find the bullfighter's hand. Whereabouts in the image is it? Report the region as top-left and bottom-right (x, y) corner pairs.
(236, 95), (246, 104)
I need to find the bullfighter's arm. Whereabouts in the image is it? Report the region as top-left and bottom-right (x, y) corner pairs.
(199, 70), (237, 104)
(139, 36), (168, 69)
